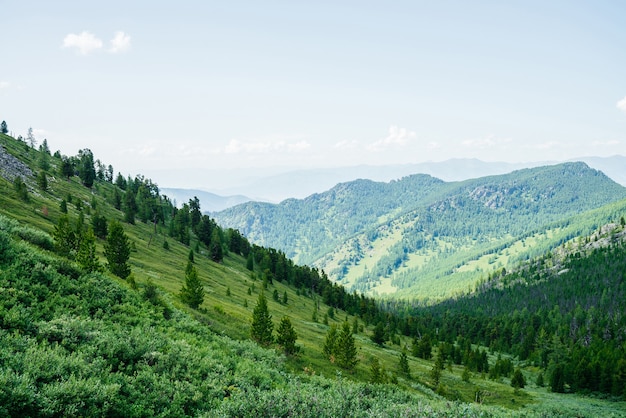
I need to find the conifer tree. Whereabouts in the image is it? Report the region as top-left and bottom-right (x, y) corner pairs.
(276, 316), (299, 355)
(398, 349), (411, 378)
(371, 321), (386, 346)
(323, 323), (338, 360)
(54, 215), (77, 258)
(180, 261), (204, 309)
(251, 292), (273, 346)
(76, 227), (101, 273)
(335, 321), (358, 370)
(370, 357), (386, 384)
(246, 253), (254, 271)
(77, 148), (95, 188)
(431, 350), (444, 387)
(37, 171), (48, 191)
(209, 228), (223, 262)
(511, 368), (526, 389)
(104, 220), (131, 279)
(123, 188), (137, 224)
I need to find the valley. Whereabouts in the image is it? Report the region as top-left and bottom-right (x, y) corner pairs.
(214, 163), (626, 301)
(1, 131), (625, 416)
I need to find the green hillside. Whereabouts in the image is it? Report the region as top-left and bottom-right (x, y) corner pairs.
(213, 164), (626, 300)
(1, 131), (625, 416)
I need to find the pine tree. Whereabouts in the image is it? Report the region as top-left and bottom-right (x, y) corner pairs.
(370, 357), (386, 383)
(276, 316), (299, 355)
(251, 292), (273, 346)
(511, 368), (526, 389)
(536, 371), (545, 387)
(13, 177), (29, 202)
(123, 188), (137, 224)
(76, 227), (101, 273)
(77, 148), (95, 188)
(246, 253), (254, 271)
(209, 228), (223, 262)
(54, 215), (77, 258)
(0, 120), (7, 134)
(37, 171), (48, 191)
(398, 349), (411, 378)
(431, 351), (444, 387)
(323, 324), (338, 360)
(371, 321), (386, 346)
(104, 220), (131, 279)
(462, 366), (471, 382)
(27, 127), (36, 148)
(550, 363), (566, 393)
(180, 261), (204, 309)
(335, 321), (358, 370)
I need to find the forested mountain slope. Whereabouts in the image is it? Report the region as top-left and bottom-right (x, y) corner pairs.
(409, 221), (626, 397)
(214, 163), (626, 299)
(2, 130), (625, 416)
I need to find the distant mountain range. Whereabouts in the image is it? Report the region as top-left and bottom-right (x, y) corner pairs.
(213, 162), (626, 299)
(168, 156), (626, 211)
(160, 188), (253, 212)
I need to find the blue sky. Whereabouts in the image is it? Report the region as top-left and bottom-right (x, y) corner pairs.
(1, 1), (626, 188)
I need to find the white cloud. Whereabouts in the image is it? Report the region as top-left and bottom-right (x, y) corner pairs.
(109, 31), (131, 53)
(617, 96), (626, 114)
(367, 125), (416, 152)
(333, 140), (359, 150)
(462, 135), (512, 149)
(63, 31), (103, 55)
(0, 81), (10, 90)
(533, 141), (563, 150)
(225, 138), (310, 154)
(592, 139), (620, 147)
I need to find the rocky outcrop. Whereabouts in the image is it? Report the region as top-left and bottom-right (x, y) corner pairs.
(0, 144), (33, 182)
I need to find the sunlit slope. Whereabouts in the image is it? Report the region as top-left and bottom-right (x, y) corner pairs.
(215, 163), (626, 299)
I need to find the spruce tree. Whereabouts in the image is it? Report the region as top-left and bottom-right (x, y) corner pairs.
(54, 215), (77, 258)
(371, 322), (386, 346)
(511, 368), (526, 389)
(104, 220), (131, 279)
(246, 253), (254, 271)
(398, 349), (411, 378)
(276, 316), (299, 355)
(431, 351), (444, 387)
(323, 324), (338, 360)
(209, 228), (223, 262)
(123, 188), (137, 224)
(76, 227), (101, 273)
(251, 292), (273, 346)
(370, 357), (386, 383)
(336, 321), (358, 370)
(180, 261), (204, 309)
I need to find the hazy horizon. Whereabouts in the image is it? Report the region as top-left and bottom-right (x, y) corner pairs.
(2, 1), (625, 190)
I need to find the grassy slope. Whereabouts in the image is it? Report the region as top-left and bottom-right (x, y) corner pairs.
(1, 133), (625, 416)
(216, 164), (626, 301)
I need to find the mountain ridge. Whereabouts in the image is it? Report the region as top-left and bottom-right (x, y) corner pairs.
(214, 162), (626, 299)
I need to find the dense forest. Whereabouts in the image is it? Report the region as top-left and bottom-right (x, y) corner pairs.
(214, 163), (626, 299)
(1, 128), (625, 416)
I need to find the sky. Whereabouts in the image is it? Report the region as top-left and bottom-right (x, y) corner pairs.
(1, 0), (626, 189)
